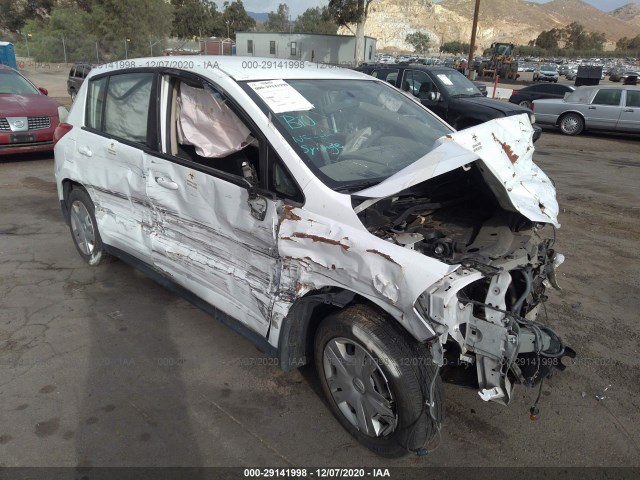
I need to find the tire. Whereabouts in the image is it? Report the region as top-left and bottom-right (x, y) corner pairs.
(518, 100), (532, 109)
(314, 304), (443, 458)
(67, 188), (112, 266)
(559, 112), (584, 136)
(70, 90), (76, 102)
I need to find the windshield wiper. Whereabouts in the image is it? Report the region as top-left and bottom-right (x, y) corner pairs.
(335, 180), (380, 193)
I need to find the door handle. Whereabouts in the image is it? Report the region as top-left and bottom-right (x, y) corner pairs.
(588, 106), (596, 110)
(78, 146), (92, 157)
(155, 176), (179, 190)
(624, 109), (634, 112)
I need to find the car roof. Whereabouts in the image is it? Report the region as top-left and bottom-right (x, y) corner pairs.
(86, 56), (371, 82)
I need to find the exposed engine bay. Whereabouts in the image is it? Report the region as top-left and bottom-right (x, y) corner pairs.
(355, 163), (575, 406)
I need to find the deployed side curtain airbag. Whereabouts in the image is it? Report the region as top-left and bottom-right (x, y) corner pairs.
(177, 83), (253, 158)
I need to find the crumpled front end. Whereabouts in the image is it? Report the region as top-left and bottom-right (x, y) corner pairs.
(353, 114), (574, 404)
(420, 232), (571, 405)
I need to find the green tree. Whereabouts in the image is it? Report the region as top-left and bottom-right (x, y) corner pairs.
(0, 0), (27, 32)
(328, 0), (375, 65)
(18, 7), (99, 62)
(297, 6), (337, 34)
(441, 41), (469, 55)
(535, 28), (561, 49)
(294, 7), (338, 34)
(616, 36), (630, 51)
(205, 2), (224, 37)
(171, 0), (210, 38)
(91, 0), (173, 58)
(405, 32), (430, 54)
(265, 3), (290, 32)
(221, 0), (256, 39)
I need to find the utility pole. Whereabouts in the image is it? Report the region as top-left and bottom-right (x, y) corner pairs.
(61, 33), (67, 64)
(467, 0), (481, 79)
(23, 33), (31, 57)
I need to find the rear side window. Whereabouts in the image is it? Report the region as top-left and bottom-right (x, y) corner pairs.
(372, 68), (400, 87)
(592, 89), (622, 106)
(626, 90), (640, 108)
(86, 72), (154, 144)
(86, 76), (107, 131)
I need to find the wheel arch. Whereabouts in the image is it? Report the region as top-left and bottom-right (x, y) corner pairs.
(60, 179), (89, 225)
(277, 287), (417, 372)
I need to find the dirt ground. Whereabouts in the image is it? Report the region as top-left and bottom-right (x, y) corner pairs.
(0, 70), (638, 469)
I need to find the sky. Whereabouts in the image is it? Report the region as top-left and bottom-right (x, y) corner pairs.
(217, 0), (640, 17)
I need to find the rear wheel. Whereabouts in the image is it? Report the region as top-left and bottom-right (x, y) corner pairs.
(314, 304), (443, 458)
(518, 100), (532, 109)
(67, 188), (111, 265)
(70, 90), (77, 102)
(559, 112), (584, 136)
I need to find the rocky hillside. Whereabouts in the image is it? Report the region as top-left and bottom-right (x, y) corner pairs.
(357, 0), (640, 52)
(610, 3), (640, 27)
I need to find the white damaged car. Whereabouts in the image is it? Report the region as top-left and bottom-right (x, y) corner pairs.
(53, 56), (574, 457)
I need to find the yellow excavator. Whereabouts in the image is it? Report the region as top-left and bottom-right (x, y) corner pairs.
(480, 43), (519, 80)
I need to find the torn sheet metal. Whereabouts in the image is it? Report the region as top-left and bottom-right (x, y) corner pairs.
(276, 204), (458, 343)
(355, 114), (559, 227)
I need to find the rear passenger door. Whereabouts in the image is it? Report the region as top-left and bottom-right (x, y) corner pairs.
(75, 71), (155, 261)
(585, 88), (623, 129)
(145, 73), (292, 337)
(618, 89), (640, 132)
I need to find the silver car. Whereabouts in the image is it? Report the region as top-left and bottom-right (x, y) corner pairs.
(533, 64), (559, 83)
(533, 85), (640, 135)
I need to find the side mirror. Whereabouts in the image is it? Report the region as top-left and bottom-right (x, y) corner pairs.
(39, 87), (49, 96)
(242, 177), (267, 221)
(247, 191), (267, 221)
(428, 91), (441, 102)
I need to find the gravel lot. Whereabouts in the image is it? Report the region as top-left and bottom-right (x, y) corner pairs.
(0, 69), (638, 469)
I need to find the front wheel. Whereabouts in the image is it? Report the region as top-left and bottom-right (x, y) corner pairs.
(314, 305), (443, 458)
(67, 188), (112, 265)
(559, 112), (584, 135)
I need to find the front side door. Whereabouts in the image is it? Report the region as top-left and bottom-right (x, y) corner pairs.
(585, 88), (623, 129)
(145, 74), (281, 336)
(618, 89), (640, 132)
(75, 71), (155, 261)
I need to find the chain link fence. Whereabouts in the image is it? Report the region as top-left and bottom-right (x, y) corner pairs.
(14, 35), (173, 64)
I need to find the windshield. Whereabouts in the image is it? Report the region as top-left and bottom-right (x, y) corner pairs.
(540, 65), (557, 71)
(0, 70), (40, 94)
(242, 79), (452, 191)
(432, 70), (482, 97)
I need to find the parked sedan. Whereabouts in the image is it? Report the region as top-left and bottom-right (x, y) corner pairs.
(533, 85), (640, 135)
(510, 83), (575, 109)
(0, 65), (61, 155)
(533, 64), (559, 83)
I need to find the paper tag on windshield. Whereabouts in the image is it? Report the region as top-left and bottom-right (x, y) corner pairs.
(437, 74), (454, 86)
(248, 80), (314, 113)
